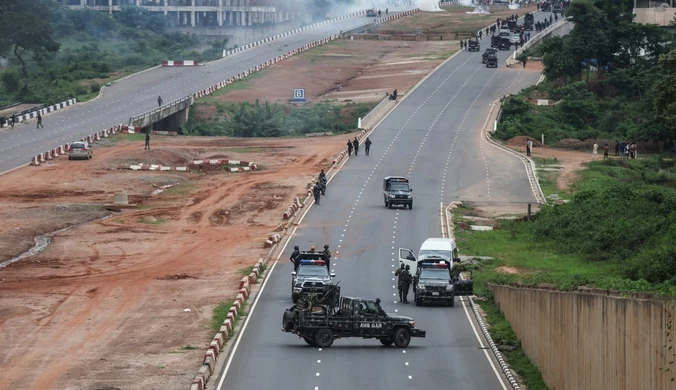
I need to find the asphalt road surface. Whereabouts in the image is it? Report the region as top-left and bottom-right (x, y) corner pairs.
(215, 12), (553, 390)
(0, 10), (411, 174)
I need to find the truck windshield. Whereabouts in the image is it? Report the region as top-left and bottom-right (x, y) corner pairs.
(419, 250), (452, 261)
(298, 265), (328, 277)
(420, 269), (450, 280)
(390, 183), (409, 191)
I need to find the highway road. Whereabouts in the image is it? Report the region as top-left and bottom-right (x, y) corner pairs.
(215, 11), (551, 390)
(0, 10), (411, 174)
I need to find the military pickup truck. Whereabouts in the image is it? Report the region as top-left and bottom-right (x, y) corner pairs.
(498, 37), (511, 50)
(282, 296), (426, 348)
(482, 47), (498, 64)
(291, 254), (338, 304)
(366, 9), (377, 17)
(485, 53), (498, 68)
(467, 38), (480, 52)
(383, 176), (413, 209)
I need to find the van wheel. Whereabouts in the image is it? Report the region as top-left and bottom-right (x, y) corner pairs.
(393, 328), (411, 348)
(314, 328), (334, 348)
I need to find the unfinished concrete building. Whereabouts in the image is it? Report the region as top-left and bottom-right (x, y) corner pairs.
(60, 0), (307, 27)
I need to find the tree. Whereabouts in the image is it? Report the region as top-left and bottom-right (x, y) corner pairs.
(0, 0), (60, 86)
(650, 50), (676, 142)
(541, 37), (578, 83)
(565, 0), (611, 73)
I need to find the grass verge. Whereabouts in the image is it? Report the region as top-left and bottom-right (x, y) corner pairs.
(211, 299), (236, 332)
(161, 182), (196, 197)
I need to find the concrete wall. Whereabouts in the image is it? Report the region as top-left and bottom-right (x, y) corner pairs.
(490, 284), (676, 390)
(634, 8), (676, 26)
(170, 17), (307, 44)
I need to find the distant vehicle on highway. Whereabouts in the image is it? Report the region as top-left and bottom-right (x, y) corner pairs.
(290, 255), (337, 304)
(467, 38), (480, 52)
(366, 9), (377, 17)
(510, 33), (521, 44)
(482, 47), (498, 63)
(499, 28), (511, 37)
(68, 141), (93, 160)
(498, 37), (511, 50)
(383, 176), (413, 209)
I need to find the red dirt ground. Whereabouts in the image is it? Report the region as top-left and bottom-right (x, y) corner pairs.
(0, 132), (351, 390)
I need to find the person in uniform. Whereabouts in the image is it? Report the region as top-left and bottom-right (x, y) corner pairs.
(365, 137), (372, 156)
(313, 183), (321, 205)
(395, 264), (406, 302)
(402, 265), (412, 304)
(347, 139), (353, 156)
(318, 170), (326, 181)
(309, 246), (316, 253)
(322, 244), (331, 259)
(290, 245), (301, 270)
(352, 138), (359, 156)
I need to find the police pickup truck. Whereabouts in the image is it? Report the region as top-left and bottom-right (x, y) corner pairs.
(482, 47), (498, 64)
(282, 296), (426, 348)
(383, 176), (413, 209)
(291, 255), (337, 304)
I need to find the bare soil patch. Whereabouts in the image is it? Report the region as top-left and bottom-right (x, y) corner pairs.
(0, 131), (351, 390)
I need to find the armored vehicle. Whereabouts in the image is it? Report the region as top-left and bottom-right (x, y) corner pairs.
(467, 38), (480, 52)
(482, 47), (498, 64)
(291, 254), (338, 305)
(541, 1), (552, 11)
(524, 13), (534, 30)
(282, 296), (427, 348)
(383, 176), (413, 209)
(498, 37), (511, 50)
(491, 35), (500, 48)
(485, 53), (498, 68)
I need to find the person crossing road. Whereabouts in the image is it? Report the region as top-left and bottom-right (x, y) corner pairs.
(352, 137), (359, 156)
(365, 137), (372, 156)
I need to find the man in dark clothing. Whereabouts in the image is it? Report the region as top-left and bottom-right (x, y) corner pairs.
(378, 10), (381, 17)
(145, 132), (150, 150)
(352, 138), (359, 156)
(318, 169), (326, 182)
(460, 40), (464, 50)
(522, 57), (527, 68)
(395, 264), (406, 302)
(399, 265), (412, 303)
(36, 112), (43, 128)
(290, 245), (301, 270)
(313, 183), (321, 205)
(347, 140), (353, 156)
(158, 96), (163, 107)
(386, 8), (388, 14)
(322, 244), (331, 259)
(365, 137), (372, 156)
(615, 141), (620, 157)
(10, 114), (16, 129)
(603, 143), (609, 160)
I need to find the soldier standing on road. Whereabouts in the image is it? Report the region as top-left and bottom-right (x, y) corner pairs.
(157, 96), (163, 107)
(365, 137), (372, 156)
(402, 265), (412, 304)
(460, 40), (464, 50)
(522, 57), (527, 69)
(352, 138), (359, 156)
(313, 183), (322, 205)
(290, 245), (301, 270)
(145, 132), (150, 150)
(347, 139), (353, 156)
(395, 264), (406, 302)
(36, 112), (43, 128)
(322, 244), (331, 259)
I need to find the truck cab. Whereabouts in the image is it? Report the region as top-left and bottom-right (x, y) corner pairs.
(498, 37), (511, 50)
(291, 255), (337, 304)
(366, 9), (377, 17)
(482, 47), (498, 63)
(485, 53), (498, 68)
(412, 260), (455, 306)
(383, 176), (413, 209)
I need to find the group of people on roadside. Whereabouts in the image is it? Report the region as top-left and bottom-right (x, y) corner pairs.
(592, 141), (638, 160)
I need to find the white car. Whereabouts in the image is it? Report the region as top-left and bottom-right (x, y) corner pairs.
(510, 34), (521, 44)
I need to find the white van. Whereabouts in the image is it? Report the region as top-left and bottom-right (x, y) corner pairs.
(398, 238), (459, 276)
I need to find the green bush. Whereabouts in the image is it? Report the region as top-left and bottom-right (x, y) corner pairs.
(528, 158), (676, 284)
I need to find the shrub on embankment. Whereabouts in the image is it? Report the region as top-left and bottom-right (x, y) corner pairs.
(530, 158), (676, 285)
(184, 99), (376, 137)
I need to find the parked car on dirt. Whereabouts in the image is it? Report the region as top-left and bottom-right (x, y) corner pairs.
(68, 141), (93, 160)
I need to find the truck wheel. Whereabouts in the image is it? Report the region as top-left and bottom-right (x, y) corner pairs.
(408, 203), (413, 210)
(393, 328), (411, 348)
(304, 337), (317, 347)
(379, 337), (394, 346)
(314, 328), (334, 348)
